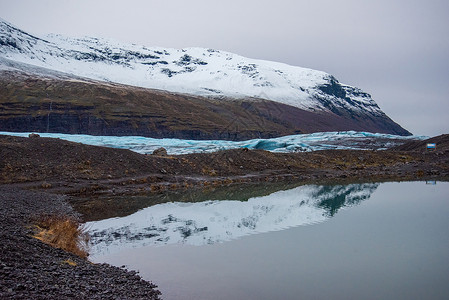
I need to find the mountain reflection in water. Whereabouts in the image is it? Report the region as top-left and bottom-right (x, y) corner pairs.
(87, 183), (379, 256)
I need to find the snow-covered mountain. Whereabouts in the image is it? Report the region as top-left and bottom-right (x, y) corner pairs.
(87, 183), (379, 256)
(0, 19), (381, 115)
(0, 18), (411, 137)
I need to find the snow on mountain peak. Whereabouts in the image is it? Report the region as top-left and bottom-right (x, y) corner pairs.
(0, 19), (382, 115)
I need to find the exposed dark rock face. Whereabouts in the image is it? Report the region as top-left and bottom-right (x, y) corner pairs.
(317, 76), (348, 101)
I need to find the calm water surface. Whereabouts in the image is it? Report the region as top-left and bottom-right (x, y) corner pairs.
(87, 181), (449, 300)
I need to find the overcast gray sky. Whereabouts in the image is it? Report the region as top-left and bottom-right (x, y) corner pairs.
(1, 0), (448, 136)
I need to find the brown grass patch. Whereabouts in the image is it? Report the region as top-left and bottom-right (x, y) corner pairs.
(32, 215), (90, 259)
(61, 259), (77, 266)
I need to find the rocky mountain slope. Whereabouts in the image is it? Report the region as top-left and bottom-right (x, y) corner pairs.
(0, 18), (410, 139)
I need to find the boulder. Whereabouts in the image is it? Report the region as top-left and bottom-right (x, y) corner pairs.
(152, 147), (168, 156)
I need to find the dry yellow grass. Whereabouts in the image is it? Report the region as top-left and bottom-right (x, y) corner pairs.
(32, 215), (89, 259)
(62, 259), (77, 266)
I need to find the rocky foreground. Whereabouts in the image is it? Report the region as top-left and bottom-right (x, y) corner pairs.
(1, 133), (448, 298)
(0, 187), (161, 299)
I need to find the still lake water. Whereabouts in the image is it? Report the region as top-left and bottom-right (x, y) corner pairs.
(87, 181), (449, 300)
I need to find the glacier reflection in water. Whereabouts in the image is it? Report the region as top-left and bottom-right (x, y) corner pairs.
(87, 183), (379, 257)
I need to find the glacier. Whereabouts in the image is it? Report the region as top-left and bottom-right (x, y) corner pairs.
(0, 131), (427, 155)
(87, 183), (379, 256)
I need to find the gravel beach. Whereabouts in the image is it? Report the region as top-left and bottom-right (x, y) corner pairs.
(0, 187), (161, 299)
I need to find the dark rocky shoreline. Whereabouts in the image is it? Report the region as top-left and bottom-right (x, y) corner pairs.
(0, 187), (161, 299)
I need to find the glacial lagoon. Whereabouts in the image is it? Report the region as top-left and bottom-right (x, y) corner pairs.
(87, 181), (449, 300)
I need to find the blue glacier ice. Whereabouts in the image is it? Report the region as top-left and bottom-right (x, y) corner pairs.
(0, 131), (427, 155)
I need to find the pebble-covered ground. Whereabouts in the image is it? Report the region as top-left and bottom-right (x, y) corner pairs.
(0, 187), (161, 299)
